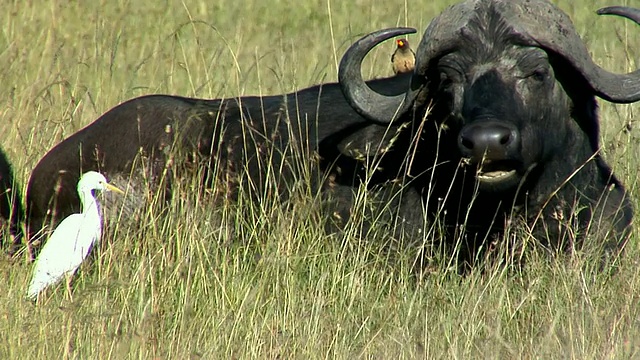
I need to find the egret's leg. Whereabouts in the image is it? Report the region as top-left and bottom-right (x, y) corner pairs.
(26, 241), (35, 262)
(65, 275), (73, 302)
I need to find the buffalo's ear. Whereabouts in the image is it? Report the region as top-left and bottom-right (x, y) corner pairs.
(337, 125), (403, 158)
(548, 55), (601, 152)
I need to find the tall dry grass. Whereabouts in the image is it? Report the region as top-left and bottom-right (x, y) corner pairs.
(0, 0), (638, 358)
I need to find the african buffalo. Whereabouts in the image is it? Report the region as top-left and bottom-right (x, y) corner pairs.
(338, 1), (638, 267)
(25, 73), (412, 241)
(25, 0), (638, 270)
(0, 146), (23, 247)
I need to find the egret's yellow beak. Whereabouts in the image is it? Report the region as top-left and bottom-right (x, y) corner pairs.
(104, 183), (125, 195)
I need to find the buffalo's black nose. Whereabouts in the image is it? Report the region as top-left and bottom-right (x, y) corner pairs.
(458, 122), (519, 161)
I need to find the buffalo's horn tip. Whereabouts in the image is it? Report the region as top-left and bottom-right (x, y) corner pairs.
(596, 6), (640, 23)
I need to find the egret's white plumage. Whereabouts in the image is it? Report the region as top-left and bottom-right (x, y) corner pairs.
(27, 171), (124, 300)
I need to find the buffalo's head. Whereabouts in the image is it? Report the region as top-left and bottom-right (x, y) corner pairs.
(339, 0), (639, 192)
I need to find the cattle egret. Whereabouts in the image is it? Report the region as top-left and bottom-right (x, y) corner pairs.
(26, 171), (124, 300)
(391, 38), (415, 75)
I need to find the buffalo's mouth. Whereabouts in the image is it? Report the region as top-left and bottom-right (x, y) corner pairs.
(478, 169), (517, 183)
(464, 159), (522, 190)
(476, 160), (518, 183)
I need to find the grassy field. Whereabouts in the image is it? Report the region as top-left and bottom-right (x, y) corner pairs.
(1, 0), (639, 358)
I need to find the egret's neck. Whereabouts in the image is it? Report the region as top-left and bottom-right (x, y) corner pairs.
(79, 189), (101, 218)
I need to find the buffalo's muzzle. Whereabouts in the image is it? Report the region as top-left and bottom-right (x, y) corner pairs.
(458, 121), (521, 188)
(458, 121), (519, 161)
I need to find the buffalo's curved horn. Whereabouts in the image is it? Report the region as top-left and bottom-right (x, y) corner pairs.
(597, 6), (640, 23)
(499, 3), (640, 103)
(339, 27), (417, 125)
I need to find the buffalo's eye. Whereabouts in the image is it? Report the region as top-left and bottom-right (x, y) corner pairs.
(440, 73), (454, 90)
(438, 68), (462, 91)
(528, 68), (549, 82)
